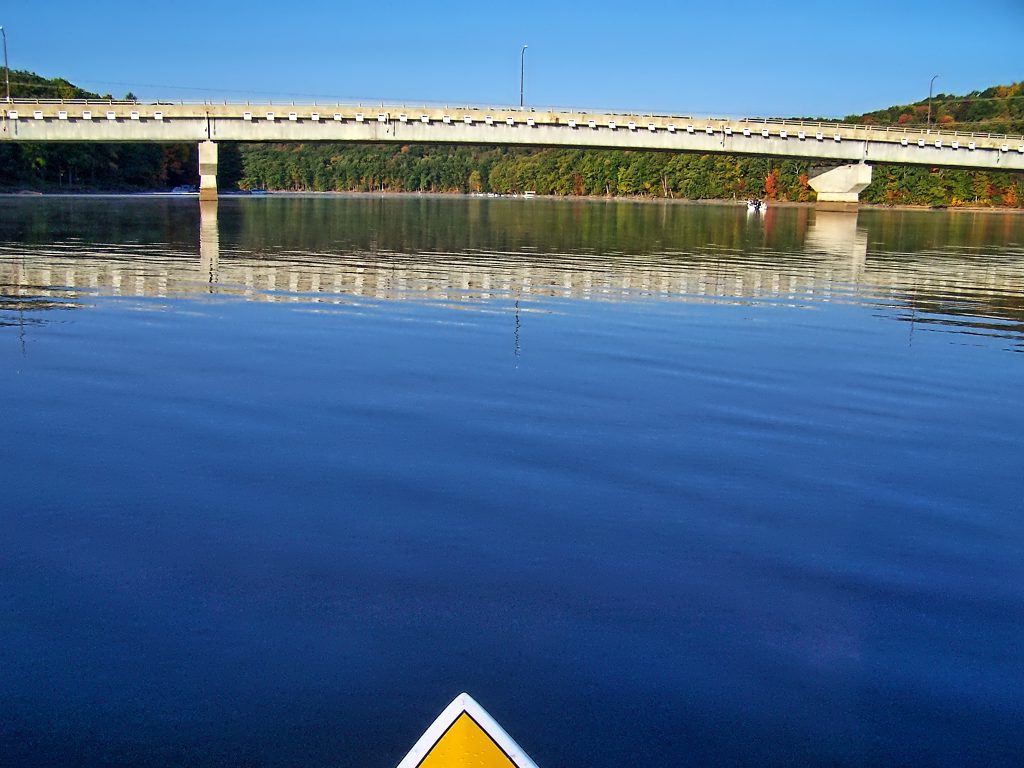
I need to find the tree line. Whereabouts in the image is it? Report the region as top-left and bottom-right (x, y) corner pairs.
(236, 142), (1024, 208)
(1, 71), (1021, 208)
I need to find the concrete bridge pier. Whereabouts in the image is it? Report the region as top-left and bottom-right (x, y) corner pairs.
(809, 163), (873, 211)
(198, 140), (218, 201)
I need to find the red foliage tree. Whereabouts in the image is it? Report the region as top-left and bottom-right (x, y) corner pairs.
(797, 173), (811, 202)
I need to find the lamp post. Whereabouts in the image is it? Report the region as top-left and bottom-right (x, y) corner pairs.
(519, 44), (528, 108)
(927, 74), (939, 130)
(1, 26), (10, 103)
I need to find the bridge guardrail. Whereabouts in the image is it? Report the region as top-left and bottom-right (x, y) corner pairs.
(5, 98), (1022, 143)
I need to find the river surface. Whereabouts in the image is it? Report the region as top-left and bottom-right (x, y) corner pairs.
(1, 196), (1022, 767)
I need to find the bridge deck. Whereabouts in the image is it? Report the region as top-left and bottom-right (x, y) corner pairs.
(4, 100), (1024, 171)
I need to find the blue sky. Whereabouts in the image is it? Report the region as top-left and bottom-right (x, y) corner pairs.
(4, 1), (1022, 118)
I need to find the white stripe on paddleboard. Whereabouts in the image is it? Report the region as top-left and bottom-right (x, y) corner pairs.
(396, 692), (539, 768)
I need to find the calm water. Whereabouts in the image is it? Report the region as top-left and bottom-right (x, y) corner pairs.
(1, 196), (1022, 767)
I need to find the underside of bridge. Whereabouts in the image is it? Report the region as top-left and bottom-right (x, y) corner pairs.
(190, 139), (877, 209)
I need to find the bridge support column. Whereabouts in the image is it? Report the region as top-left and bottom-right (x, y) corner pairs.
(809, 163), (872, 211)
(198, 140), (218, 201)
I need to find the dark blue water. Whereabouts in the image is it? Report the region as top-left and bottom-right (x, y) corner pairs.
(2, 197), (1023, 767)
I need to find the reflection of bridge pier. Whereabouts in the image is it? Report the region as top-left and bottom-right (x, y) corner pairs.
(804, 210), (867, 279)
(199, 201), (219, 288)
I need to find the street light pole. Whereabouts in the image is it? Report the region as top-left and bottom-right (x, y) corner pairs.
(520, 44), (528, 108)
(1, 27), (10, 103)
(927, 74), (939, 130)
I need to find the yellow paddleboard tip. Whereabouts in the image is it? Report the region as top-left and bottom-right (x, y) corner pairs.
(396, 693), (539, 768)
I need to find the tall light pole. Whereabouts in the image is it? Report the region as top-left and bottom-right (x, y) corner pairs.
(1, 26), (10, 103)
(927, 74), (939, 130)
(519, 44), (528, 108)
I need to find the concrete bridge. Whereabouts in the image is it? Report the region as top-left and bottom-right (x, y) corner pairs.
(4, 99), (1024, 208)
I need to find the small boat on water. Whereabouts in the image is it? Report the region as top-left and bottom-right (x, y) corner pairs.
(746, 198), (767, 213)
(397, 693), (539, 768)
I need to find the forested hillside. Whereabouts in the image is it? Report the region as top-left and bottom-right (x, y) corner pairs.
(2, 71), (1021, 207)
(848, 83), (1024, 136)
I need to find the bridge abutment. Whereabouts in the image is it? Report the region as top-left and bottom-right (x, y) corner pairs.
(198, 141), (218, 201)
(809, 163), (872, 211)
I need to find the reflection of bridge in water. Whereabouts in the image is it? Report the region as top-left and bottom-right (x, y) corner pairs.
(2, 204), (1023, 338)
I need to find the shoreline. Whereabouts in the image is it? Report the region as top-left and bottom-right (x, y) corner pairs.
(0, 188), (1021, 214)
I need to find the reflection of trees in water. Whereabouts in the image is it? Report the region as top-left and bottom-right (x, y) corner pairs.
(0, 197), (200, 251)
(863, 208), (1024, 254)
(227, 195), (812, 257)
(1, 197), (1023, 349)
(2, 196), (1019, 259)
